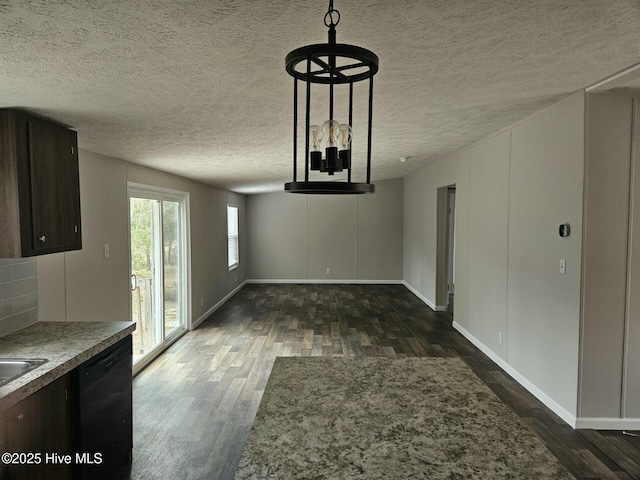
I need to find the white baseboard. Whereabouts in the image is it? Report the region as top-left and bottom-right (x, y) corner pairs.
(403, 280), (640, 431)
(245, 279), (404, 285)
(192, 280), (247, 329)
(574, 417), (640, 430)
(451, 321), (578, 428)
(402, 281), (437, 311)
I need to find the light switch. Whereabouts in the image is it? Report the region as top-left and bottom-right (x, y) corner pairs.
(559, 259), (566, 274)
(104, 244), (110, 258)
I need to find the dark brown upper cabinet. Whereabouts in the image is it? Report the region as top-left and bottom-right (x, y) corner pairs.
(0, 109), (82, 257)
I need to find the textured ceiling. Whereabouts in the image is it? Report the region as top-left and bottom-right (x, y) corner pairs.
(1, 1), (640, 193)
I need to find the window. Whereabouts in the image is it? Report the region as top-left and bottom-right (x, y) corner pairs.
(227, 205), (239, 270)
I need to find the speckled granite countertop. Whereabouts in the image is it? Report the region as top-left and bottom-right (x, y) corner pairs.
(0, 321), (135, 411)
(236, 357), (575, 479)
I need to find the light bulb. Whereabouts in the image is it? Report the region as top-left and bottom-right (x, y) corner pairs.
(337, 123), (352, 170)
(309, 125), (323, 152)
(338, 124), (352, 151)
(322, 119), (340, 147)
(309, 125), (323, 171)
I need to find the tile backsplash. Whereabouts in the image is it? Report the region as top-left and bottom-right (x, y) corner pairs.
(0, 258), (38, 336)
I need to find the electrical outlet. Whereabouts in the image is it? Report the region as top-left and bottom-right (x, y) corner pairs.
(326, 267), (331, 274)
(103, 244), (110, 258)
(560, 259), (566, 274)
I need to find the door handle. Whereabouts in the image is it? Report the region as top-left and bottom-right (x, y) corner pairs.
(131, 274), (137, 291)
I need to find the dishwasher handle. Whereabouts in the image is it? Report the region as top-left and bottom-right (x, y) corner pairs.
(82, 340), (130, 378)
(97, 346), (127, 368)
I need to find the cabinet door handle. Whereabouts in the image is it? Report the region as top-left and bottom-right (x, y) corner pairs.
(39, 235), (46, 243)
(16, 413), (24, 421)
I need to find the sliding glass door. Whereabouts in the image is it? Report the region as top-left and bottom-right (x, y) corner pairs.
(129, 185), (189, 366)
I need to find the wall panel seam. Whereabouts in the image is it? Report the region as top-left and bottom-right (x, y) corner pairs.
(355, 197), (359, 279)
(621, 96), (638, 417)
(505, 129), (513, 363)
(577, 94), (590, 418)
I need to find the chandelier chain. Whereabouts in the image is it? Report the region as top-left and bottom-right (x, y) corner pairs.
(324, 0), (340, 28)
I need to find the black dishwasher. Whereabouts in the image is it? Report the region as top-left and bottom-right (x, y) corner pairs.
(72, 336), (132, 480)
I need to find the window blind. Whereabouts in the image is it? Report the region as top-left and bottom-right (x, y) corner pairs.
(227, 205), (239, 268)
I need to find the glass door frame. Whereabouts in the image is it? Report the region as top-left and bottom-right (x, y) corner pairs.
(128, 182), (191, 374)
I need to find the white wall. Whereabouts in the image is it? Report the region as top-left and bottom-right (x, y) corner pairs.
(37, 149), (246, 327)
(507, 93), (584, 419)
(357, 180), (405, 280)
(580, 93), (635, 421)
(625, 95), (640, 419)
(467, 131), (510, 359)
(246, 178), (403, 281)
(403, 151), (470, 319)
(246, 192), (307, 279)
(307, 195), (358, 279)
(404, 93), (585, 423)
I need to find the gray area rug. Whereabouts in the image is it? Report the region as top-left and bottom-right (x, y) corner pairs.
(235, 357), (575, 479)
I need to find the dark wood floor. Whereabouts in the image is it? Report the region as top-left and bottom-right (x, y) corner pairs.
(130, 283), (640, 480)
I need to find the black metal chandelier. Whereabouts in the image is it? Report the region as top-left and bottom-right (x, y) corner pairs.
(284, 0), (378, 194)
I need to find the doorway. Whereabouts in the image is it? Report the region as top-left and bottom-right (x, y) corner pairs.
(128, 184), (190, 368)
(436, 185), (456, 313)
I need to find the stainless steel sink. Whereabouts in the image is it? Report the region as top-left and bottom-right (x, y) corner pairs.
(0, 358), (48, 386)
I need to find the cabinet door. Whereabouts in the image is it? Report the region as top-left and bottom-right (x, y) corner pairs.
(27, 117), (81, 254)
(4, 375), (73, 480)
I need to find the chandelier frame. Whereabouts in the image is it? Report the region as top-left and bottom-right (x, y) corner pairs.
(284, 1), (379, 195)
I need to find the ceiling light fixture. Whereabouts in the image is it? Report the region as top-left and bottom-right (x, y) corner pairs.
(284, 0), (379, 194)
